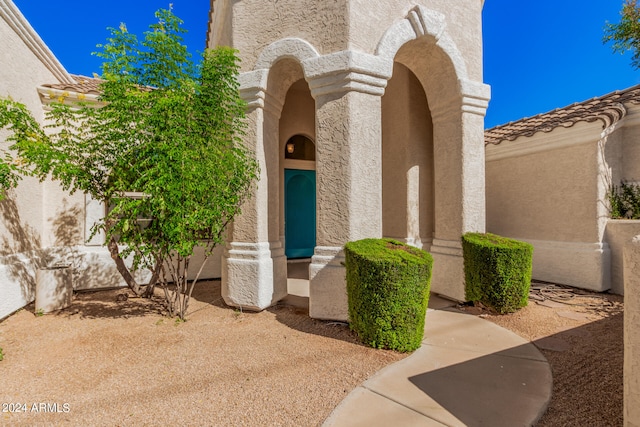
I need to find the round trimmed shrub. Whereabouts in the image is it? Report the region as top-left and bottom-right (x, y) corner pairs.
(345, 238), (433, 352)
(462, 232), (533, 314)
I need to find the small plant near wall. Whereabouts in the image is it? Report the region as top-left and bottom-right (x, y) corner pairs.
(609, 181), (640, 219)
(462, 233), (533, 314)
(0, 347), (4, 361)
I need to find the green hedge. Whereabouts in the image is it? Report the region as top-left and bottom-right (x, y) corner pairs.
(462, 232), (533, 314)
(344, 238), (433, 352)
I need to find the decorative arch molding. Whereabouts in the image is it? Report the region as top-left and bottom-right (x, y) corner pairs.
(375, 5), (469, 86)
(240, 38), (318, 111)
(254, 37), (320, 72)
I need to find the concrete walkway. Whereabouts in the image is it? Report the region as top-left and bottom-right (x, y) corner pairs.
(322, 296), (552, 427)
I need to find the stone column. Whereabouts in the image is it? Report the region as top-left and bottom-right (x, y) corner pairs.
(625, 235), (640, 426)
(221, 70), (287, 310)
(304, 51), (389, 320)
(429, 79), (490, 301)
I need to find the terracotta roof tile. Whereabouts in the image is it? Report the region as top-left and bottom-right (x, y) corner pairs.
(42, 74), (104, 95)
(485, 84), (640, 145)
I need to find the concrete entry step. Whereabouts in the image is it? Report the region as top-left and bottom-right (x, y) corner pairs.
(283, 259), (311, 309)
(287, 258), (310, 280)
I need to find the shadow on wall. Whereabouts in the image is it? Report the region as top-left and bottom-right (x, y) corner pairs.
(0, 193), (126, 312)
(0, 193), (48, 304)
(48, 199), (127, 290)
(49, 198), (82, 247)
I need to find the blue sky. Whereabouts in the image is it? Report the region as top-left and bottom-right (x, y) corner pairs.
(12, 0), (640, 128)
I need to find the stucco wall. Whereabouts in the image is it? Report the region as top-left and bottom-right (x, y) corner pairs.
(0, 7), (65, 319)
(621, 108), (640, 182)
(0, 7), (55, 241)
(229, 0), (350, 72)
(486, 103), (640, 293)
(211, 0), (483, 82)
(486, 128), (599, 243)
(279, 79), (316, 145)
(606, 220), (640, 295)
(348, 0), (483, 81)
(485, 121), (612, 291)
(624, 235), (640, 426)
(382, 62), (434, 248)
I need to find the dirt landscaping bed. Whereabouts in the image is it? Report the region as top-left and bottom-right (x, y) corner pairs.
(0, 279), (624, 426)
(0, 281), (404, 426)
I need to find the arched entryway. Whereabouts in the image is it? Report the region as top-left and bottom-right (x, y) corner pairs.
(279, 78), (317, 275)
(220, 5), (490, 316)
(377, 30), (489, 301)
(382, 62), (434, 250)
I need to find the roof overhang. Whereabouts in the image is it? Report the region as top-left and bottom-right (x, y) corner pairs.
(485, 84), (640, 146)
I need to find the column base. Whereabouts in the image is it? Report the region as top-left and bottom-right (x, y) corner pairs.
(430, 239), (466, 302)
(309, 246), (348, 321)
(221, 241), (287, 310)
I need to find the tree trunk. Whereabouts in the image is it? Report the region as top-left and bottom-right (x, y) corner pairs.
(143, 262), (162, 298)
(107, 236), (142, 296)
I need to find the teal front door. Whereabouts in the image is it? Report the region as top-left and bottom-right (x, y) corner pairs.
(285, 169), (316, 258)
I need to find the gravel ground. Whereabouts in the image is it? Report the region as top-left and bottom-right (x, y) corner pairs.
(0, 281), (405, 426)
(0, 279), (624, 426)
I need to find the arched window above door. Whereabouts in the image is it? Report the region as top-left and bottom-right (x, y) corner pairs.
(284, 135), (316, 161)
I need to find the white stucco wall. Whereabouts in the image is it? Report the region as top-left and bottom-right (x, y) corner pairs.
(0, 2), (69, 319)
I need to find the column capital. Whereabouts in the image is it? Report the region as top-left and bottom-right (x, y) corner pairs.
(430, 78), (491, 122)
(303, 50), (392, 98)
(460, 79), (491, 116)
(237, 70), (284, 115)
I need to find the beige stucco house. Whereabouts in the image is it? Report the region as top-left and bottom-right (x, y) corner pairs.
(1, 0), (491, 321)
(207, 0), (491, 320)
(485, 85), (640, 295)
(5, 1), (640, 422)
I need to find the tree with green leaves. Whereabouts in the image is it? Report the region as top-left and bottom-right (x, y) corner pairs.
(0, 8), (258, 319)
(604, 0), (640, 69)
